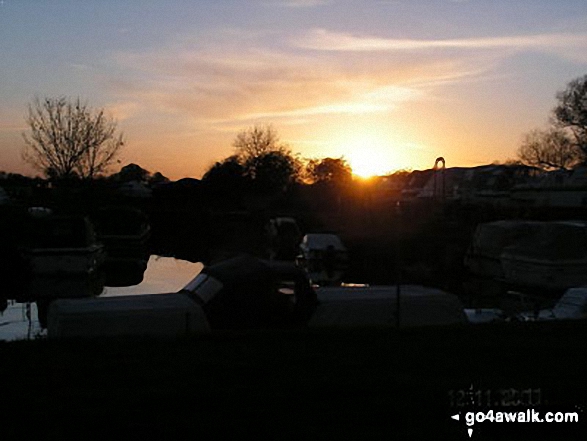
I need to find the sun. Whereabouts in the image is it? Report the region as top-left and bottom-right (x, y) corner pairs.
(343, 138), (397, 178)
(347, 150), (392, 178)
(322, 125), (410, 178)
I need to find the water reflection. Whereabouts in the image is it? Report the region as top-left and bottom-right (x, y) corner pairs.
(101, 255), (203, 296)
(0, 255), (203, 341)
(0, 302), (44, 341)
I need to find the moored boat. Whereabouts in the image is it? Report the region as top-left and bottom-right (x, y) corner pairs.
(20, 214), (105, 278)
(465, 220), (587, 293)
(500, 221), (587, 291)
(297, 233), (349, 285)
(90, 207), (151, 286)
(91, 206), (150, 259)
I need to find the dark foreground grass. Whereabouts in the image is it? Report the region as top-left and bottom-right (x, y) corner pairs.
(2, 322), (587, 440)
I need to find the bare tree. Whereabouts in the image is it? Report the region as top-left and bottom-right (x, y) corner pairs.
(232, 124), (285, 162)
(23, 96), (124, 179)
(231, 125), (302, 191)
(517, 128), (582, 170)
(554, 74), (587, 156)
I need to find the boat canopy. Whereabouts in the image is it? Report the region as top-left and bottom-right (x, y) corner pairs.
(503, 222), (587, 261)
(300, 233), (346, 252)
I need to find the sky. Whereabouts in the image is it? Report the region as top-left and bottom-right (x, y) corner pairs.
(1, 0), (586, 179)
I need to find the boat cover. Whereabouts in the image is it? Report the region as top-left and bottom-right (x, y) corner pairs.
(48, 293), (209, 338)
(309, 285), (466, 327)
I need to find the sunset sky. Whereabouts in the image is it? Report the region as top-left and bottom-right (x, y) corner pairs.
(1, 1), (586, 179)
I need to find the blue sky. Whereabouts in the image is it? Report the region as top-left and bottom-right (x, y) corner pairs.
(1, 0), (586, 178)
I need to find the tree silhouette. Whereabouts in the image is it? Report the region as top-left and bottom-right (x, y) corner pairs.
(247, 150), (301, 192)
(305, 157), (352, 185)
(231, 125), (301, 192)
(233, 124), (285, 163)
(554, 74), (587, 158)
(203, 156), (247, 188)
(517, 128), (581, 170)
(23, 96), (124, 179)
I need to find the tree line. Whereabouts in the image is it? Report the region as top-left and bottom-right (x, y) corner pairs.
(19, 73), (587, 186)
(203, 125), (353, 193)
(20, 96), (352, 191)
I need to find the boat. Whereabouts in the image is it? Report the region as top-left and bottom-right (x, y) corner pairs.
(500, 221), (587, 291)
(297, 233), (349, 285)
(464, 220), (536, 281)
(20, 214), (105, 277)
(464, 308), (506, 324)
(91, 207), (150, 257)
(90, 207), (151, 286)
(517, 287), (587, 321)
(265, 216), (302, 260)
(16, 213), (108, 327)
(182, 255), (317, 329)
(309, 285), (467, 327)
(465, 220), (587, 292)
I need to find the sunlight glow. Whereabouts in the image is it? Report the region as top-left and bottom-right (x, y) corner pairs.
(347, 151), (388, 178)
(337, 132), (398, 178)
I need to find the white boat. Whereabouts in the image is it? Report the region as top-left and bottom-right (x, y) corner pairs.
(464, 220), (536, 280)
(309, 285), (467, 327)
(297, 233), (349, 285)
(465, 220), (587, 291)
(500, 221), (587, 291)
(517, 287), (587, 321)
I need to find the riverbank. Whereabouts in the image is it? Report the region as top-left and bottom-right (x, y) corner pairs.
(2, 322), (586, 439)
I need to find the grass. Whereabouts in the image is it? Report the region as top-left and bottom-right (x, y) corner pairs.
(2, 322), (587, 439)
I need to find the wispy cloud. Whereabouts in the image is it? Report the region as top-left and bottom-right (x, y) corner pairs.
(108, 39), (444, 128)
(236, 84), (422, 122)
(294, 28), (587, 55)
(103, 25), (559, 149)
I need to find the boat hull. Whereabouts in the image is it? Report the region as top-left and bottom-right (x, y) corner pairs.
(25, 244), (106, 276)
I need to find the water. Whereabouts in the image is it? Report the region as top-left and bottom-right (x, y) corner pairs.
(0, 302), (44, 341)
(101, 255), (203, 297)
(0, 255), (203, 341)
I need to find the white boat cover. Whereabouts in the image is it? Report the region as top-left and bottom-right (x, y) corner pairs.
(466, 221), (587, 289)
(309, 285), (466, 327)
(519, 286), (587, 321)
(47, 293), (210, 338)
(551, 287), (587, 318)
(300, 233), (346, 252)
